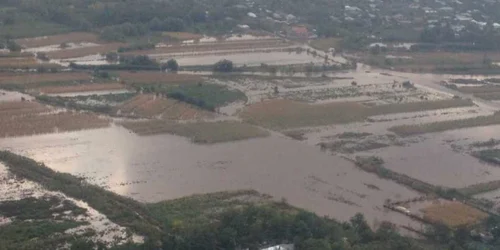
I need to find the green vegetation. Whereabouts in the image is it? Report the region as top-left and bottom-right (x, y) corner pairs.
(0, 197), (86, 221)
(389, 112), (500, 137)
(141, 82), (247, 111)
(121, 120), (269, 144)
(213, 59), (234, 72)
(470, 139), (500, 148)
(147, 190), (272, 226)
(165, 59), (179, 72)
(354, 156), (439, 195)
(337, 132), (373, 139)
(36, 93), (136, 114)
(242, 99), (474, 131)
(3, 151), (500, 249)
(473, 149), (500, 166)
(459, 180), (500, 197)
(0, 151), (162, 239)
(0, 220), (88, 249)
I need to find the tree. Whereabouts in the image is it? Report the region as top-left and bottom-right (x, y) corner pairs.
(166, 59), (179, 71)
(300, 238), (332, 250)
(350, 213), (374, 243)
(213, 59), (233, 72)
(105, 52), (119, 62)
(6, 40), (21, 52)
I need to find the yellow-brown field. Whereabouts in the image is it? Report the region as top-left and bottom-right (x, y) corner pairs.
(421, 201), (488, 228)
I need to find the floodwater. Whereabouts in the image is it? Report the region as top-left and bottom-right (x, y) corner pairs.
(0, 163), (143, 245)
(0, 125), (423, 228)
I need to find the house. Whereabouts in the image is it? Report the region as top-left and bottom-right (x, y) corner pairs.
(291, 25), (309, 39)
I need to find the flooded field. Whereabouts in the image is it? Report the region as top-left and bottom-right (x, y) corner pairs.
(0, 162), (143, 246)
(4, 33), (500, 240)
(0, 126), (423, 228)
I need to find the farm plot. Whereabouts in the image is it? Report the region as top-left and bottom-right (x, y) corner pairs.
(37, 83), (126, 94)
(0, 101), (110, 137)
(123, 39), (293, 56)
(421, 201), (487, 228)
(241, 98), (474, 130)
(16, 32), (100, 48)
(0, 57), (40, 68)
(455, 85), (500, 100)
(45, 43), (125, 59)
(0, 72), (91, 86)
(115, 94), (212, 120)
(279, 83), (445, 104)
(121, 120), (269, 144)
(0, 101), (49, 117)
(117, 71), (203, 85)
(388, 112), (500, 136)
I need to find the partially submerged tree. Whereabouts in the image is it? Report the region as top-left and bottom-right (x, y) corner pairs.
(213, 59), (233, 72)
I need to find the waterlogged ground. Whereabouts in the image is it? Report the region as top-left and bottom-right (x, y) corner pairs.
(5, 48), (500, 235)
(0, 125), (423, 228)
(0, 162), (143, 246)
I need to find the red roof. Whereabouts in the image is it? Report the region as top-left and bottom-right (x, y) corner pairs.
(292, 26), (308, 35)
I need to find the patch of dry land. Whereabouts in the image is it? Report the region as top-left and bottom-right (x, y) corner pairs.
(421, 200), (488, 228)
(360, 51), (500, 73)
(163, 32), (204, 41)
(116, 71), (203, 85)
(0, 72), (91, 85)
(46, 43), (125, 59)
(115, 94), (212, 119)
(241, 98), (474, 130)
(121, 120), (269, 143)
(37, 83), (126, 94)
(0, 57), (39, 68)
(310, 37), (342, 51)
(122, 39), (292, 56)
(0, 101), (109, 138)
(16, 32), (100, 48)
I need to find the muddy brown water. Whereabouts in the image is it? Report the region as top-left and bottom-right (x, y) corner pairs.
(0, 125), (422, 228)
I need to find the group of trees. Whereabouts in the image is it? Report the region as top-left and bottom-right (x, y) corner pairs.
(156, 206), (425, 250)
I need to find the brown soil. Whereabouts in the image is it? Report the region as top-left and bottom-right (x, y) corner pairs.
(241, 98), (474, 130)
(0, 72), (91, 85)
(421, 201), (487, 228)
(46, 43), (125, 59)
(0, 101), (50, 117)
(121, 120), (269, 143)
(115, 94), (211, 120)
(0, 57), (39, 68)
(116, 71), (202, 84)
(0, 101), (110, 137)
(37, 83), (126, 94)
(16, 32), (100, 48)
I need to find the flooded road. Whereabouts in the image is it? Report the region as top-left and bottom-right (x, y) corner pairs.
(0, 125), (422, 227)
